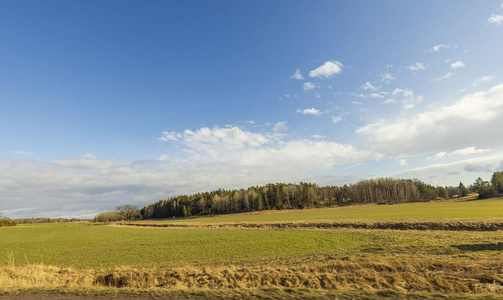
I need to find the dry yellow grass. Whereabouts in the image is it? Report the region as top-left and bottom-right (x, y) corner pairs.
(2, 254), (502, 295)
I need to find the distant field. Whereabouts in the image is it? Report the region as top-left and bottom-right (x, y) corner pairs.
(137, 198), (503, 224)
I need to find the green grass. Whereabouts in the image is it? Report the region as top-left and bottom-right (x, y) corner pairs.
(1, 224), (371, 269)
(144, 198), (503, 224)
(1, 223), (502, 270)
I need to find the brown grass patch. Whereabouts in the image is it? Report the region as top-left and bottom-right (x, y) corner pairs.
(118, 220), (503, 231)
(2, 256), (502, 295)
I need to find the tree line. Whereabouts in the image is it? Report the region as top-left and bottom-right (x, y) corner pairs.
(138, 178), (466, 220)
(12, 217), (86, 224)
(0, 211), (16, 227)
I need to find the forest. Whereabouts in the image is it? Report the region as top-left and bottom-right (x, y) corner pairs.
(139, 178), (448, 220)
(138, 173), (503, 220)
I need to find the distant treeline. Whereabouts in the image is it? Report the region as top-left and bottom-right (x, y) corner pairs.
(13, 218), (87, 224)
(0, 219), (16, 227)
(140, 178), (461, 219)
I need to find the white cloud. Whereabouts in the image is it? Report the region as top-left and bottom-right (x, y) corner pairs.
(314, 92), (321, 99)
(432, 72), (453, 82)
(390, 154), (503, 186)
(311, 134), (326, 139)
(428, 147), (491, 160)
(472, 75), (493, 87)
(350, 93), (367, 98)
(370, 93), (384, 99)
(450, 61), (465, 69)
(357, 83), (503, 157)
(352, 101), (362, 105)
(291, 69), (304, 80)
(428, 152), (447, 160)
(297, 108), (322, 116)
(406, 62), (426, 71)
(430, 43), (457, 52)
(331, 116), (343, 124)
(488, 14), (503, 24)
(450, 146), (491, 156)
(0, 126), (380, 219)
(361, 81), (378, 91)
(180, 127), (269, 149)
(380, 72), (395, 83)
(398, 159), (407, 166)
(272, 121), (287, 133)
(383, 88), (423, 110)
(309, 61), (343, 78)
(159, 131), (182, 142)
(303, 82), (317, 91)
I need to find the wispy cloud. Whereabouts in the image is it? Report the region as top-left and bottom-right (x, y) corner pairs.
(472, 75), (493, 87)
(331, 116), (343, 124)
(303, 82), (317, 91)
(380, 72), (395, 83)
(360, 82), (378, 91)
(382, 88), (423, 110)
(290, 69), (304, 80)
(432, 72), (454, 82)
(370, 93), (385, 99)
(428, 147), (491, 160)
(450, 61), (465, 69)
(406, 62), (426, 71)
(429, 43), (457, 52)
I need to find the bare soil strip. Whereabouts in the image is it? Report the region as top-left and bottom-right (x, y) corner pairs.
(117, 220), (503, 231)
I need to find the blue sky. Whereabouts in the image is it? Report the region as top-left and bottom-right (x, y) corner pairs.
(1, 0), (503, 218)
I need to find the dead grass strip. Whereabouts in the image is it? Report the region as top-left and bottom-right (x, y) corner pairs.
(117, 221), (503, 231)
(1, 257), (502, 294)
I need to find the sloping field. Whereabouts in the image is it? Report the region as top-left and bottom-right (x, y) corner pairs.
(135, 198), (503, 224)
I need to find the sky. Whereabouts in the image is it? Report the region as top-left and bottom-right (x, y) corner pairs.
(1, 0), (503, 219)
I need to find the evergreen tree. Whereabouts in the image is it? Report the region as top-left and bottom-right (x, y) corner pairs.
(459, 182), (469, 197)
(491, 171), (503, 193)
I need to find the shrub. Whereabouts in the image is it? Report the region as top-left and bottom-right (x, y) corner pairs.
(478, 186), (498, 199)
(93, 211), (124, 222)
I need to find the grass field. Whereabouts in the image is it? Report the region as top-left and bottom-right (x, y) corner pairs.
(2, 198), (503, 299)
(0, 223), (501, 269)
(136, 198), (503, 224)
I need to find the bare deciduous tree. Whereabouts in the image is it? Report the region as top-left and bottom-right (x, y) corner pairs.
(115, 204), (140, 221)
